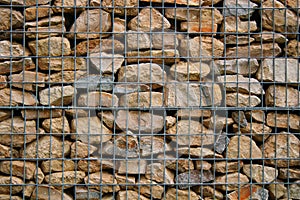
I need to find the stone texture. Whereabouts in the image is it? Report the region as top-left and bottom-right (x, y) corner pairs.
(0, 88), (38, 106)
(99, 0), (139, 16)
(227, 135), (262, 159)
(214, 161), (244, 173)
(34, 167), (44, 184)
(221, 16), (257, 34)
(223, 0), (257, 19)
(232, 111), (248, 128)
(74, 186), (101, 200)
(117, 190), (149, 200)
(0, 143), (19, 158)
(70, 141), (97, 158)
(25, 6), (52, 21)
(75, 74), (114, 92)
(53, 0), (88, 13)
(140, 136), (172, 157)
(195, 186), (224, 200)
(0, 161), (36, 180)
(0, 176), (23, 194)
(31, 186), (73, 200)
(0, 0), (50, 5)
(152, 32), (179, 49)
(175, 170), (214, 189)
(119, 92), (163, 108)
(214, 59), (259, 75)
(26, 25), (66, 39)
(178, 147), (223, 158)
(279, 168), (300, 179)
(0, 58), (35, 75)
(243, 164), (278, 183)
(45, 171), (86, 189)
(165, 188), (199, 200)
(0, 41), (26, 61)
(118, 160), (147, 175)
(113, 84), (151, 95)
(115, 174), (135, 190)
(265, 85), (300, 107)
(41, 160), (75, 173)
(47, 71), (87, 84)
(145, 163), (174, 184)
(42, 116), (70, 134)
(267, 181), (287, 199)
(216, 173), (249, 191)
(28, 37), (71, 56)
(126, 31), (151, 50)
(221, 35), (255, 45)
(286, 39), (300, 57)
(0, 8), (23, 31)
(253, 32), (287, 44)
(0, 76), (6, 89)
(263, 132), (300, 167)
(289, 181), (300, 199)
(38, 57), (86, 71)
(266, 113), (300, 130)
(245, 110), (265, 123)
(71, 116), (112, 144)
(9, 71), (46, 91)
(135, 177), (164, 199)
(177, 109), (211, 118)
(233, 122), (272, 142)
(160, 155), (194, 173)
(170, 61), (210, 81)
(21, 109), (62, 120)
(39, 86), (75, 106)
(227, 185), (269, 200)
(78, 158), (114, 173)
(181, 21), (218, 34)
(68, 9), (111, 39)
(118, 63), (166, 89)
(78, 91), (118, 107)
(89, 52), (124, 74)
(226, 92), (261, 107)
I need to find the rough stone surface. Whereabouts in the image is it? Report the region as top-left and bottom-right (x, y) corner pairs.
(265, 85), (300, 107)
(267, 181), (287, 199)
(0, 88), (38, 106)
(78, 158), (114, 173)
(227, 185), (269, 200)
(266, 113), (300, 130)
(89, 52), (124, 74)
(279, 168), (300, 179)
(289, 181), (300, 199)
(75, 74), (114, 92)
(117, 190), (148, 200)
(178, 147), (223, 158)
(175, 170), (214, 189)
(170, 61), (210, 81)
(221, 35), (255, 45)
(70, 141), (97, 158)
(226, 92), (261, 107)
(85, 171), (120, 193)
(53, 0), (88, 13)
(25, 6), (52, 21)
(21, 109), (62, 120)
(99, 0), (139, 16)
(214, 161), (244, 174)
(117, 160), (147, 175)
(119, 92), (163, 108)
(31, 186), (73, 200)
(41, 160), (75, 173)
(221, 16), (257, 34)
(165, 188), (199, 200)
(28, 37), (71, 56)
(9, 71), (46, 91)
(135, 177), (164, 199)
(223, 0), (257, 19)
(0, 41), (26, 61)
(38, 57), (87, 71)
(0, 161), (36, 180)
(233, 122), (272, 142)
(152, 32), (179, 49)
(232, 111), (248, 128)
(39, 86), (75, 106)
(42, 116), (70, 134)
(216, 173), (249, 191)
(0, 58), (35, 75)
(0, 8), (23, 31)
(243, 164), (278, 183)
(181, 21), (218, 34)
(286, 39), (300, 57)
(78, 91), (118, 107)
(0, 143), (19, 158)
(0, 176), (23, 194)
(214, 59), (259, 75)
(44, 171), (86, 189)
(145, 163), (174, 184)
(245, 110), (265, 123)
(47, 71), (87, 84)
(0, 0), (50, 5)
(253, 32), (287, 44)
(25, 16), (64, 28)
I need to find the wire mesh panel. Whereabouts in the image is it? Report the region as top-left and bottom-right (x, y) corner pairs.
(0, 0), (299, 199)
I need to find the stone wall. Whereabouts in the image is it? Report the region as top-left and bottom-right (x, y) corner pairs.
(0, 0), (300, 199)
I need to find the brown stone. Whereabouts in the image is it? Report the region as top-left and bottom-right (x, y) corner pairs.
(41, 160), (75, 174)
(253, 32), (287, 44)
(33, 167), (43, 183)
(21, 109), (62, 120)
(262, 0), (300, 38)
(0, 0), (50, 5)
(0, 161), (36, 180)
(70, 141), (97, 158)
(286, 39), (300, 57)
(71, 116), (112, 144)
(38, 57), (86, 71)
(74, 186), (101, 200)
(165, 116), (177, 129)
(226, 43), (281, 59)
(263, 132), (300, 167)
(0, 144), (19, 158)
(75, 74), (114, 92)
(115, 110), (164, 133)
(214, 59), (259, 75)
(99, 0), (138, 16)
(85, 171), (120, 193)
(203, 115), (234, 131)
(126, 49), (180, 65)
(214, 161), (244, 174)
(221, 35), (255, 45)
(117, 190), (149, 200)
(0, 111), (10, 122)
(245, 110), (265, 123)
(289, 181), (300, 199)
(42, 116), (70, 134)
(221, 16), (257, 34)
(175, 170), (213, 189)
(227, 135), (262, 159)
(128, 7), (171, 31)
(0, 176), (23, 194)
(233, 122), (271, 142)
(179, 36), (224, 61)
(165, 188), (199, 200)
(159, 155), (194, 173)
(265, 85), (300, 107)
(0, 8), (23, 31)
(118, 63), (167, 89)
(53, 0), (88, 13)
(25, 6), (52, 21)
(89, 52), (124, 74)
(9, 71), (46, 91)
(118, 160), (147, 174)
(0, 88), (38, 106)
(0, 58), (35, 75)
(119, 92), (163, 108)
(0, 41), (26, 61)
(68, 9), (111, 39)
(21, 136), (71, 159)
(181, 21), (218, 34)
(25, 16), (64, 28)
(0, 117), (37, 147)
(177, 109), (211, 118)
(126, 31), (151, 50)
(39, 86), (75, 106)
(223, 0), (257, 19)
(31, 186), (73, 200)
(227, 185), (268, 200)
(47, 71), (87, 84)
(178, 147), (223, 158)
(216, 173), (249, 191)
(0, 75), (6, 89)
(26, 25), (66, 39)
(194, 160), (212, 171)
(140, 136), (172, 157)
(78, 91), (118, 107)
(97, 111), (117, 130)
(115, 174), (135, 190)
(279, 168), (300, 179)
(267, 180), (287, 199)
(45, 171), (85, 189)
(65, 109), (89, 117)
(145, 163), (174, 184)
(135, 177), (164, 199)
(152, 32), (179, 49)
(28, 37), (71, 56)
(23, 181), (35, 198)
(78, 158), (114, 173)
(194, 186), (223, 199)
(226, 92), (261, 107)
(266, 113), (300, 130)
(243, 164), (278, 183)
(113, 18), (126, 39)
(170, 61), (210, 81)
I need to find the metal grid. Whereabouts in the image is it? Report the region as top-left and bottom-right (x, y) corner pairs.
(0, 0), (299, 199)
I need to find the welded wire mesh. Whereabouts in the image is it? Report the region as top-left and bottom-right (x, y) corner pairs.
(0, 0), (299, 199)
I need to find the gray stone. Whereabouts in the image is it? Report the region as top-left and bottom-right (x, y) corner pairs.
(89, 52), (124, 74)
(126, 31), (152, 50)
(223, 0), (258, 19)
(221, 16), (257, 34)
(75, 74), (114, 92)
(175, 170), (214, 189)
(214, 59), (259, 75)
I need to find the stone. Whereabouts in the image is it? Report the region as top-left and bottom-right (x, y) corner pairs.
(0, 76), (6, 89)
(226, 92), (261, 107)
(214, 133), (230, 154)
(115, 174), (135, 190)
(167, 120), (214, 147)
(178, 147), (223, 158)
(126, 49), (180, 65)
(214, 161), (244, 173)
(177, 109), (211, 118)
(0, 110), (10, 122)
(267, 181), (287, 199)
(41, 160), (75, 173)
(135, 177), (164, 199)
(68, 9), (111, 39)
(289, 181), (300, 199)
(113, 18), (126, 39)
(0, 41), (26, 61)
(115, 110), (164, 133)
(179, 36), (224, 61)
(0, 143), (19, 158)
(39, 86), (75, 106)
(0, 58), (35, 75)
(25, 6), (53, 21)
(97, 111), (117, 130)
(165, 116), (176, 129)
(265, 85), (300, 107)
(47, 71), (87, 84)
(20, 136), (71, 159)
(181, 21), (218, 34)
(170, 61), (210, 81)
(78, 91), (118, 107)
(28, 37), (71, 56)
(44, 171), (85, 189)
(38, 57), (86, 71)
(31, 186), (73, 200)
(221, 16), (257, 34)
(118, 160), (147, 174)
(0, 117), (37, 147)
(42, 116), (70, 134)
(175, 170), (214, 189)
(216, 173), (249, 191)
(128, 7), (171, 31)
(165, 188), (199, 200)
(126, 31), (151, 50)
(0, 176), (23, 194)
(140, 136), (172, 157)
(33, 167), (44, 183)
(118, 63), (167, 89)
(26, 25), (66, 39)
(221, 35), (255, 45)
(0, 8), (23, 31)
(223, 0), (257, 19)
(74, 186), (101, 200)
(232, 111), (248, 128)
(145, 163), (174, 184)
(245, 110), (265, 123)
(65, 109), (89, 117)
(71, 116), (112, 144)
(266, 113), (300, 130)
(214, 59), (259, 75)
(117, 190), (149, 200)
(23, 181), (35, 198)
(119, 92), (164, 108)
(89, 52), (124, 74)
(159, 155), (194, 173)
(0, 161), (36, 180)
(99, 0), (139, 16)
(262, 0), (300, 38)
(0, 0), (50, 5)
(243, 164), (278, 183)
(279, 168), (300, 179)
(53, 0), (88, 13)
(113, 84), (151, 95)
(70, 141), (97, 158)
(21, 109), (62, 120)
(165, 82), (223, 107)
(194, 160), (212, 171)
(25, 16), (64, 28)
(217, 75), (264, 95)
(263, 132), (300, 167)
(75, 74), (114, 92)
(78, 158), (114, 173)
(152, 31), (179, 49)
(0, 88), (38, 106)
(226, 43), (281, 59)
(9, 71), (46, 91)
(253, 32), (287, 44)
(286, 39), (300, 57)
(227, 185), (269, 200)
(227, 135), (262, 159)
(85, 171), (120, 193)
(257, 58), (300, 85)
(233, 123), (272, 142)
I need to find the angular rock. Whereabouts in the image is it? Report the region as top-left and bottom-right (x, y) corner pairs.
(263, 132), (300, 167)
(0, 8), (23, 31)
(41, 160), (75, 173)
(118, 160), (147, 175)
(179, 36), (224, 61)
(289, 181), (300, 199)
(279, 168), (300, 179)
(0, 41), (26, 61)
(253, 32), (287, 44)
(31, 186), (73, 200)
(20, 136), (71, 159)
(126, 31), (151, 50)
(170, 61), (210, 81)
(89, 52), (124, 74)
(128, 7), (171, 31)
(245, 110), (265, 123)
(0, 76), (6, 89)
(70, 141), (97, 158)
(85, 171), (120, 193)
(159, 155), (194, 173)
(28, 37), (71, 56)
(265, 85), (300, 107)
(194, 160), (211, 171)
(117, 190), (148, 200)
(214, 133), (230, 154)
(118, 63), (166, 89)
(74, 186), (101, 200)
(21, 109), (62, 120)
(243, 164), (278, 183)
(227, 185), (269, 200)
(0, 161), (36, 180)
(177, 109), (211, 118)
(119, 92), (163, 108)
(286, 39), (300, 57)
(0, 143), (19, 158)
(113, 18), (126, 39)
(140, 136), (172, 157)
(175, 170), (214, 189)
(257, 58), (300, 85)
(75, 74), (114, 92)
(221, 16), (257, 34)
(78, 91), (118, 107)
(267, 181), (287, 199)
(266, 113), (300, 130)
(42, 116), (70, 134)
(221, 35), (255, 45)
(99, 0), (139, 16)
(214, 161), (244, 174)
(38, 57), (86, 71)
(45, 171), (85, 189)
(115, 110), (164, 133)
(223, 0), (257, 19)
(78, 158), (114, 173)
(203, 115), (234, 131)
(152, 31), (179, 49)
(135, 177), (164, 199)
(26, 25), (66, 39)
(25, 6), (52, 21)
(97, 111), (117, 130)
(145, 163), (174, 184)
(165, 188), (199, 200)
(9, 71), (46, 91)
(0, 176), (23, 194)
(71, 116), (112, 144)
(68, 9), (111, 39)
(23, 181), (35, 198)
(0, 0), (50, 5)
(0, 58), (35, 75)
(233, 122), (272, 142)
(226, 92), (261, 107)
(34, 167), (44, 184)
(47, 71), (87, 84)
(232, 111), (248, 128)
(113, 84), (150, 95)
(214, 59), (259, 75)
(115, 174), (135, 190)
(0, 88), (38, 106)
(227, 135), (262, 159)
(39, 86), (75, 106)
(53, 0), (88, 13)
(218, 75), (264, 95)
(181, 21), (218, 34)
(25, 16), (64, 28)
(216, 173), (249, 191)
(178, 147), (223, 158)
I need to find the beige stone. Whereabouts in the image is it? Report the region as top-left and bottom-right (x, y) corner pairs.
(175, 170), (213, 189)
(117, 190), (149, 200)
(42, 116), (70, 134)
(214, 59), (259, 75)
(203, 115), (234, 131)
(0, 88), (38, 106)
(152, 32), (179, 49)
(99, 0), (139, 16)
(119, 92), (164, 108)
(97, 111), (117, 130)
(178, 147), (223, 158)
(0, 176), (23, 194)
(85, 171), (120, 193)
(23, 181), (35, 198)
(221, 16), (257, 34)
(135, 177), (164, 199)
(0, 76), (6, 89)
(26, 25), (66, 39)
(216, 173), (249, 191)
(21, 109), (62, 120)
(145, 163), (174, 184)
(78, 91), (118, 107)
(0, 8), (23, 31)
(0, 161), (36, 180)
(126, 31), (151, 50)
(25, 16), (64, 28)
(53, 0), (88, 13)
(214, 161), (244, 173)
(170, 61), (210, 81)
(33, 167), (44, 184)
(195, 186), (224, 199)
(263, 132), (300, 167)
(268, 180), (287, 199)
(0, 58), (35, 75)
(78, 158), (114, 173)
(9, 71), (46, 91)
(68, 9), (111, 39)
(118, 160), (147, 174)
(289, 181), (300, 199)
(253, 32), (287, 44)
(113, 18), (126, 39)
(74, 186), (101, 200)
(266, 113), (300, 130)
(159, 155), (194, 173)
(0, 144), (19, 158)
(41, 160), (75, 174)
(221, 35), (255, 45)
(265, 85), (300, 107)
(0, 0), (50, 5)
(70, 141), (97, 158)
(45, 171), (85, 189)
(226, 92), (261, 107)
(0, 41), (26, 61)
(89, 52), (124, 74)
(38, 57), (86, 71)
(279, 168), (300, 179)
(47, 71), (87, 84)
(243, 164), (278, 183)
(115, 174), (135, 190)
(233, 122), (271, 142)
(25, 6), (52, 21)
(28, 37), (71, 56)
(181, 21), (218, 34)
(31, 186), (73, 200)
(165, 188), (199, 200)
(194, 160), (211, 171)
(227, 185), (267, 200)
(140, 136), (172, 157)
(177, 109), (211, 118)
(39, 85), (75, 106)
(245, 110), (265, 123)
(65, 109), (89, 117)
